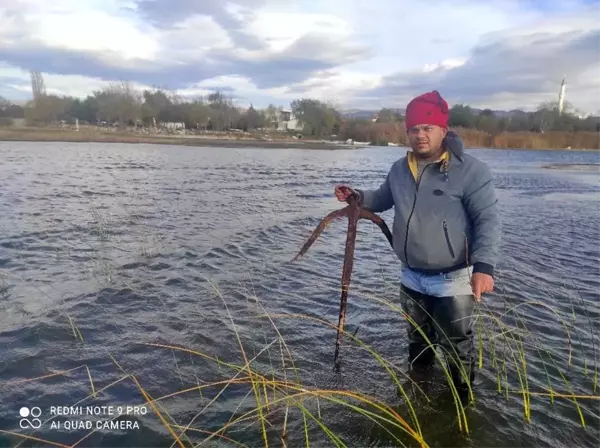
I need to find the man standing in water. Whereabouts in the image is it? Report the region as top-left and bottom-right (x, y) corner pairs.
(335, 90), (501, 395)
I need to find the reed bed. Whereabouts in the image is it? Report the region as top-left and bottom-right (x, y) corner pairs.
(1, 272), (598, 448)
(339, 122), (599, 150)
(457, 128), (600, 150)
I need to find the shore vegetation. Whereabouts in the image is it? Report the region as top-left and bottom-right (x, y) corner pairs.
(1, 85), (598, 150)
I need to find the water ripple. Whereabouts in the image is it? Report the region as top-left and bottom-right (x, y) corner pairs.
(0, 142), (598, 447)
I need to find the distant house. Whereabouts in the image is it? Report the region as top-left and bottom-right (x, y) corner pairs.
(277, 109), (300, 131)
(161, 122), (185, 131)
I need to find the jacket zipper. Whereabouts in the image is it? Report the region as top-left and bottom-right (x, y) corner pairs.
(403, 163), (432, 269)
(442, 220), (456, 259)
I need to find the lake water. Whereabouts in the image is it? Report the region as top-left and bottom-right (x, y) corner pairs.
(0, 141), (599, 448)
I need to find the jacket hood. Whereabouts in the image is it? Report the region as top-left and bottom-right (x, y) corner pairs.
(443, 131), (464, 161)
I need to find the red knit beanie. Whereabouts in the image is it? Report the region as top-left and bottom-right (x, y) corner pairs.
(405, 90), (449, 130)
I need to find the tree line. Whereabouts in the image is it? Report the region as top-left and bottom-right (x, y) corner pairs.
(447, 103), (599, 133)
(340, 102), (599, 146)
(1, 83), (598, 145)
(0, 82), (271, 132)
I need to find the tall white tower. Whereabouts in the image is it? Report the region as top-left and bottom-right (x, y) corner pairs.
(30, 70), (46, 100)
(558, 76), (566, 116)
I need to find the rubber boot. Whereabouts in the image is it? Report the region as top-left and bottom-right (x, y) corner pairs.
(449, 361), (476, 405)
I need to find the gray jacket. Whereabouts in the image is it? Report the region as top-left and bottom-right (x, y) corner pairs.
(355, 131), (501, 277)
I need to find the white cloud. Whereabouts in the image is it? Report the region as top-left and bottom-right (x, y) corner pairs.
(159, 15), (233, 57)
(33, 11), (158, 60)
(0, 0), (598, 114)
(244, 11), (353, 52)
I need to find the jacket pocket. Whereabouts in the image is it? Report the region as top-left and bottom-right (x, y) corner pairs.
(442, 221), (456, 259)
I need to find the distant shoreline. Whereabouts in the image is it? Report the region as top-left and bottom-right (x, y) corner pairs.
(0, 127), (599, 151)
(0, 128), (361, 150)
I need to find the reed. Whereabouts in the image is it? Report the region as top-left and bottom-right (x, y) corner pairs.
(339, 121), (599, 150)
(2, 272), (598, 448)
(457, 128), (600, 150)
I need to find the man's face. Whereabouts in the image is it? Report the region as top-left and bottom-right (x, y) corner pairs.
(407, 124), (447, 157)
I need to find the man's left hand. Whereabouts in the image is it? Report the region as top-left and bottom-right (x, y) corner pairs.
(471, 273), (494, 302)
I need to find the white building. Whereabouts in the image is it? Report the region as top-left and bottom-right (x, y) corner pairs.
(277, 110), (300, 131)
(161, 122), (185, 131)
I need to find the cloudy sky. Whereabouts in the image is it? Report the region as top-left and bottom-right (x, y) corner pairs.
(1, 0), (599, 113)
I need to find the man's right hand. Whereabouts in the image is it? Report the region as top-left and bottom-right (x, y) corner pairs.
(334, 185), (358, 202)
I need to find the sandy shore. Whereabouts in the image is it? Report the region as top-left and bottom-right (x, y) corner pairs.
(0, 128), (365, 150)
(3, 127), (598, 152)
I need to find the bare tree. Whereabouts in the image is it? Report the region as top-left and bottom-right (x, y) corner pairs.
(95, 81), (142, 127)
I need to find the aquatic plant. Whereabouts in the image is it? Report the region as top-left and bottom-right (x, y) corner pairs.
(2, 269), (598, 448)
